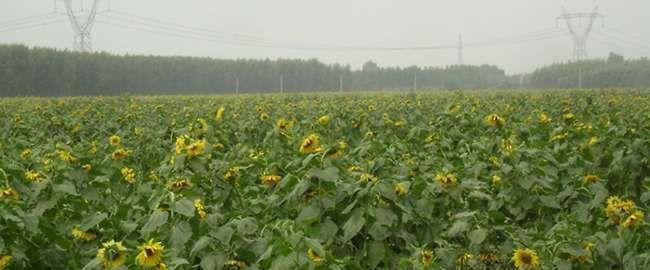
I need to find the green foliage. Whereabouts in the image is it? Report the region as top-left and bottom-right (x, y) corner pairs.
(0, 90), (648, 270)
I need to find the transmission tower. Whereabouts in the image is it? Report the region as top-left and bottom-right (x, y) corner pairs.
(457, 34), (464, 65)
(62, 0), (100, 52)
(557, 6), (604, 61)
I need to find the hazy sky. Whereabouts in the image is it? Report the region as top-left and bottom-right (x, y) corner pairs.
(2, 0), (650, 74)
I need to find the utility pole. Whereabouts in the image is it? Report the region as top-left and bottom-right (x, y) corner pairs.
(280, 75), (284, 94)
(63, 0), (100, 52)
(557, 6), (604, 61)
(413, 73), (418, 92)
(457, 34), (464, 66)
(339, 74), (343, 93)
(578, 66), (583, 89)
(235, 77), (239, 94)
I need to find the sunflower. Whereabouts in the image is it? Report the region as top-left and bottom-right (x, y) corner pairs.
(82, 164), (92, 172)
(512, 248), (539, 269)
(71, 228), (97, 241)
(225, 260), (247, 268)
(421, 249), (434, 266)
(538, 113), (551, 124)
(605, 196), (636, 224)
(186, 139), (206, 158)
(0, 255), (12, 269)
(194, 199), (207, 220)
(167, 179), (192, 190)
(215, 107), (225, 122)
(259, 112), (269, 121)
(299, 134), (321, 154)
(111, 148), (129, 160)
(435, 173), (458, 189)
(359, 173), (377, 182)
(318, 115), (330, 125)
(175, 135), (190, 154)
(0, 187), (19, 200)
(20, 149), (32, 159)
(223, 167), (240, 182)
(109, 135), (121, 146)
(307, 248), (325, 263)
(485, 114), (505, 127)
(58, 150), (77, 163)
(394, 183), (407, 196)
(136, 239), (165, 267)
(491, 175), (502, 185)
(479, 252), (499, 265)
(96, 240), (127, 269)
(623, 210), (644, 229)
(583, 175), (600, 184)
(121, 167), (136, 183)
(24, 170), (43, 182)
(261, 175), (282, 187)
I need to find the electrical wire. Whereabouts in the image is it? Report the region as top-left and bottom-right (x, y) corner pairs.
(0, 18), (68, 33)
(0, 13), (62, 29)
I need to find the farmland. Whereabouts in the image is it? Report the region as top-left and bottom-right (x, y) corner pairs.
(0, 90), (648, 270)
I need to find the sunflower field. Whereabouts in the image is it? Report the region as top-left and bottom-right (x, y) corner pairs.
(0, 90), (649, 270)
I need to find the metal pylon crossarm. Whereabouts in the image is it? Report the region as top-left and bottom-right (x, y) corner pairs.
(63, 0), (100, 52)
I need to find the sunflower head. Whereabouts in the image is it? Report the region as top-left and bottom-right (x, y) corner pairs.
(24, 170), (43, 182)
(583, 175), (600, 184)
(97, 240), (127, 269)
(0, 255), (12, 269)
(167, 179), (192, 190)
(71, 228), (97, 241)
(194, 199), (207, 220)
(82, 164), (92, 172)
(121, 167), (136, 183)
(299, 134), (321, 154)
(394, 183), (407, 196)
(0, 187), (19, 201)
(136, 239), (165, 267)
(215, 107), (225, 122)
(111, 148), (129, 160)
(261, 175), (282, 187)
(538, 113), (551, 124)
(186, 139), (206, 158)
(307, 248), (325, 263)
(20, 149), (32, 159)
(435, 173), (458, 189)
(623, 210), (645, 229)
(421, 249), (434, 266)
(318, 115), (330, 125)
(485, 114), (505, 127)
(512, 248), (539, 269)
(109, 135), (121, 146)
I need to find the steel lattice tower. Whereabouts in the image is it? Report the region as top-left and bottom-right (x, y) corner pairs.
(557, 6), (604, 61)
(63, 0), (100, 52)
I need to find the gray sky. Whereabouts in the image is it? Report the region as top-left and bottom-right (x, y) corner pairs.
(2, 0), (650, 74)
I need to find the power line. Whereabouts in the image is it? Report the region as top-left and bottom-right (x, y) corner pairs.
(0, 19), (68, 33)
(0, 12), (60, 28)
(590, 32), (650, 55)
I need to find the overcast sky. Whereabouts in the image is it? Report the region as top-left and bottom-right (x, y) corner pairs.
(1, 0), (649, 74)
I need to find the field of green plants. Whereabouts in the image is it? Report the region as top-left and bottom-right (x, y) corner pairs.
(0, 90), (648, 270)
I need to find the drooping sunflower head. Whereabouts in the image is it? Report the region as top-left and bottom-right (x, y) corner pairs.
(512, 248), (539, 269)
(0, 187), (19, 201)
(82, 164), (92, 172)
(121, 167), (136, 183)
(111, 148), (129, 160)
(167, 179), (192, 190)
(261, 175), (282, 187)
(394, 183), (407, 196)
(225, 259), (247, 268)
(109, 135), (121, 146)
(307, 248), (325, 263)
(136, 239), (165, 267)
(96, 240), (127, 269)
(215, 107), (225, 122)
(623, 210), (645, 229)
(194, 199), (207, 220)
(24, 170), (43, 182)
(485, 114), (505, 127)
(318, 115), (330, 125)
(0, 255), (12, 269)
(186, 139), (206, 158)
(583, 175), (600, 184)
(71, 227), (97, 241)
(435, 173), (458, 189)
(299, 134), (321, 154)
(421, 249), (434, 266)
(20, 149), (32, 159)
(538, 113), (551, 124)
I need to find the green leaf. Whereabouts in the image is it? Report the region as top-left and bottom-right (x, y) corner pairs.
(213, 226), (234, 245)
(446, 220), (469, 237)
(200, 253), (226, 270)
(141, 210), (168, 235)
(54, 181), (77, 195)
(173, 198), (195, 217)
(308, 167), (339, 182)
(367, 241), (385, 269)
(342, 208), (366, 242)
(170, 221), (192, 251)
(296, 203), (321, 225)
(372, 207), (397, 227)
(190, 236), (212, 257)
(80, 212), (108, 231)
(468, 228), (487, 244)
(304, 237), (325, 257)
(539, 195), (562, 209)
(80, 258), (101, 270)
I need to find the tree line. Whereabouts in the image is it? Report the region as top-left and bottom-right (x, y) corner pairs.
(0, 44), (510, 96)
(528, 53), (650, 89)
